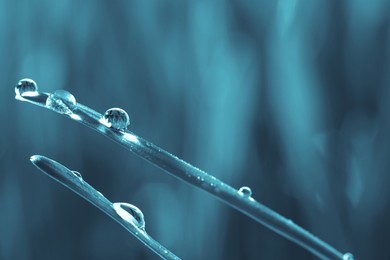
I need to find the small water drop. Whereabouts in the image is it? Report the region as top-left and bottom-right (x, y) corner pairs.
(15, 78), (38, 97)
(238, 186), (252, 197)
(100, 108), (130, 130)
(113, 202), (145, 229)
(343, 253), (354, 260)
(72, 171), (82, 180)
(46, 90), (77, 115)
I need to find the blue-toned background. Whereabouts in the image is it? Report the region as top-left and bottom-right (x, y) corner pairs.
(1, 1), (389, 259)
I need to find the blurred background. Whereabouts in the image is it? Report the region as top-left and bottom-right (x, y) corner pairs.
(0, 0), (389, 259)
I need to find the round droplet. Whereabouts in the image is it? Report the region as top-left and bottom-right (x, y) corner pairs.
(46, 90), (77, 115)
(238, 186), (252, 197)
(15, 78), (38, 97)
(100, 108), (130, 130)
(113, 202), (145, 229)
(72, 171), (82, 180)
(343, 253), (354, 260)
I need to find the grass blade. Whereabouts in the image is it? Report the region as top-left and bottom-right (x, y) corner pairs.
(30, 155), (180, 260)
(18, 88), (353, 260)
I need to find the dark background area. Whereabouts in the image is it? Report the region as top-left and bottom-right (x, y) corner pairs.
(0, 1), (389, 259)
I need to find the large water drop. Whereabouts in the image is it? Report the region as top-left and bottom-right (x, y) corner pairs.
(113, 202), (145, 229)
(238, 186), (252, 198)
(15, 78), (38, 98)
(100, 108), (130, 130)
(46, 90), (77, 115)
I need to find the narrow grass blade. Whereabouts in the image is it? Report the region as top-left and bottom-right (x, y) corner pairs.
(30, 155), (180, 260)
(18, 89), (353, 260)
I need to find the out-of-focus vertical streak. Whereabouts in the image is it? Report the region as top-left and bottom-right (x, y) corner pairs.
(0, 175), (28, 259)
(343, 0), (390, 258)
(268, 0), (325, 202)
(187, 3), (229, 259)
(186, 2), (258, 259)
(266, 0), (349, 248)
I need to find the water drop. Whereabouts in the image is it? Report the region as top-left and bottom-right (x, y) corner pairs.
(343, 253), (354, 260)
(238, 186), (252, 197)
(100, 108), (130, 130)
(72, 171), (82, 180)
(113, 202), (145, 229)
(46, 90), (77, 115)
(15, 78), (38, 97)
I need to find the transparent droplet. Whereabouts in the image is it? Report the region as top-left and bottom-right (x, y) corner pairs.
(238, 186), (252, 197)
(113, 202), (145, 229)
(100, 108), (130, 130)
(72, 171), (82, 180)
(343, 253), (354, 260)
(46, 90), (76, 115)
(15, 78), (38, 97)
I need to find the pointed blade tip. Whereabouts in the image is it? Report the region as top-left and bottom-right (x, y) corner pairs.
(30, 155), (45, 165)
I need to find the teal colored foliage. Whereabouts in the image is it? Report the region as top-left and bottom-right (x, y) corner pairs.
(1, 1), (389, 259)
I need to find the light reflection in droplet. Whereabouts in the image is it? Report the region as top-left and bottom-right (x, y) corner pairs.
(113, 202), (145, 229)
(238, 186), (252, 198)
(100, 108), (130, 130)
(46, 89), (77, 115)
(72, 171), (83, 180)
(15, 78), (39, 99)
